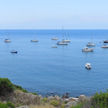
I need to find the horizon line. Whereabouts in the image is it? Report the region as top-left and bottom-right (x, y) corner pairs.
(0, 28), (108, 30)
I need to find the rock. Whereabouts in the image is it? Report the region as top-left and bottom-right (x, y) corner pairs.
(48, 95), (60, 101)
(63, 97), (79, 103)
(79, 95), (87, 102)
(55, 95), (60, 100)
(16, 106), (29, 108)
(48, 96), (55, 100)
(10, 90), (41, 105)
(65, 101), (78, 108)
(70, 97), (79, 102)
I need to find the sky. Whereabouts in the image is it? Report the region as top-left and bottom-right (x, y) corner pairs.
(0, 0), (108, 29)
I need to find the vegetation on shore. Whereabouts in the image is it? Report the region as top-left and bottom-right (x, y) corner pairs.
(0, 78), (108, 108)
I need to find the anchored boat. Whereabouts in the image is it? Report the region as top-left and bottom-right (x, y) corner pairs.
(86, 42), (95, 47)
(82, 47), (94, 52)
(11, 50), (18, 54)
(62, 39), (71, 43)
(51, 37), (58, 40)
(57, 41), (68, 45)
(31, 40), (38, 42)
(4, 39), (11, 43)
(101, 45), (108, 48)
(85, 63), (91, 70)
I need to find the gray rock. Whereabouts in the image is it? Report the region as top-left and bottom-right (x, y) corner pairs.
(65, 101), (78, 108)
(79, 95), (87, 102)
(16, 106), (29, 108)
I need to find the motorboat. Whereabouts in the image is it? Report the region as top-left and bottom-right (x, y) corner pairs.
(51, 37), (58, 40)
(86, 42), (95, 47)
(104, 40), (108, 43)
(57, 41), (68, 45)
(101, 45), (108, 48)
(82, 47), (94, 52)
(11, 50), (18, 54)
(62, 39), (71, 43)
(31, 40), (38, 42)
(52, 45), (58, 48)
(85, 63), (91, 70)
(4, 39), (11, 43)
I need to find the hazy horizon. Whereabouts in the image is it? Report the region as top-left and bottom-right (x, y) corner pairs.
(0, 0), (108, 29)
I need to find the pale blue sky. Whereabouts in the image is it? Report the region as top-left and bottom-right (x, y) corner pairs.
(0, 0), (108, 29)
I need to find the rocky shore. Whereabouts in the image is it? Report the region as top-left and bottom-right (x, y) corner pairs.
(3, 89), (89, 108)
(0, 88), (90, 108)
(0, 78), (107, 108)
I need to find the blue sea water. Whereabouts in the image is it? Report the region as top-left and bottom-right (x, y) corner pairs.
(0, 29), (108, 96)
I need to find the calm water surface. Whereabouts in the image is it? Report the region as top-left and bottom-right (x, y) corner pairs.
(0, 30), (108, 96)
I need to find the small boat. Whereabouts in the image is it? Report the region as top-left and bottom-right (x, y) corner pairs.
(62, 39), (71, 43)
(51, 37), (58, 40)
(104, 40), (108, 43)
(101, 45), (108, 48)
(4, 39), (11, 43)
(82, 47), (94, 52)
(52, 45), (58, 48)
(11, 50), (18, 54)
(57, 41), (68, 45)
(86, 42), (95, 47)
(85, 63), (91, 70)
(31, 40), (38, 42)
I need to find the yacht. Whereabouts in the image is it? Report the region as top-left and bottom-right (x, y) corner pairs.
(101, 45), (108, 48)
(4, 39), (11, 43)
(31, 40), (38, 42)
(57, 41), (68, 45)
(82, 47), (94, 52)
(11, 50), (18, 54)
(51, 37), (58, 40)
(52, 45), (58, 48)
(62, 39), (71, 43)
(86, 42), (95, 47)
(85, 63), (91, 70)
(104, 40), (108, 43)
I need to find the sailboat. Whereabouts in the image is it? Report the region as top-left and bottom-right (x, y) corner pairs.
(86, 34), (95, 47)
(86, 42), (95, 47)
(51, 37), (58, 40)
(31, 40), (39, 42)
(57, 28), (70, 45)
(4, 39), (11, 43)
(31, 35), (39, 42)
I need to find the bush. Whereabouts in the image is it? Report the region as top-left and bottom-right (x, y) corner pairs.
(14, 84), (28, 93)
(42, 97), (48, 103)
(0, 103), (8, 108)
(0, 78), (14, 96)
(91, 91), (108, 108)
(50, 100), (60, 107)
(7, 102), (15, 108)
(71, 103), (83, 108)
(0, 102), (15, 108)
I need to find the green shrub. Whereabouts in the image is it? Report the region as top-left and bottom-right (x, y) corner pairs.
(0, 102), (8, 108)
(7, 102), (15, 108)
(50, 100), (60, 107)
(14, 84), (28, 93)
(42, 97), (48, 103)
(0, 78), (14, 96)
(71, 103), (83, 108)
(91, 91), (108, 108)
(32, 92), (38, 95)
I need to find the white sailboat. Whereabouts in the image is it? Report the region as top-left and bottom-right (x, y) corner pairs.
(82, 47), (94, 52)
(31, 40), (39, 42)
(86, 34), (95, 47)
(4, 39), (11, 43)
(51, 37), (58, 40)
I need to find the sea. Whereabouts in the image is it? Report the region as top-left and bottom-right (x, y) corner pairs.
(0, 29), (108, 97)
